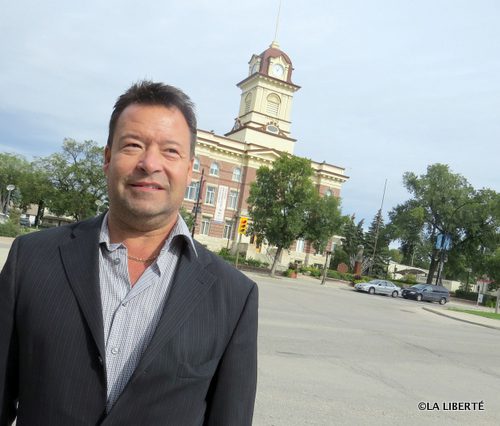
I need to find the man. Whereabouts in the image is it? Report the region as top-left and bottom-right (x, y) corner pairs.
(0, 81), (258, 425)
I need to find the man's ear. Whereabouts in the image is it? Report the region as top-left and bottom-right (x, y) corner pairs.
(103, 145), (111, 174)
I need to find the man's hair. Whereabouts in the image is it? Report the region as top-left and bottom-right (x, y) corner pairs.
(107, 80), (197, 157)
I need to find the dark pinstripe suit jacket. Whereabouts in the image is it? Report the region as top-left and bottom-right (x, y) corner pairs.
(0, 215), (258, 425)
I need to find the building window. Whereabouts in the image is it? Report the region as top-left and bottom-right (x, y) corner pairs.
(193, 157), (200, 171)
(296, 238), (305, 253)
(266, 93), (281, 117)
(209, 162), (219, 176)
(205, 186), (216, 205)
(223, 220), (233, 239)
(228, 189), (239, 210)
(184, 181), (199, 201)
(244, 93), (252, 114)
(232, 167), (241, 182)
(200, 217), (211, 235)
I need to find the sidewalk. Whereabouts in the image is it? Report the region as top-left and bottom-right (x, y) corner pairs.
(0, 236), (15, 269)
(423, 305), (500, 331)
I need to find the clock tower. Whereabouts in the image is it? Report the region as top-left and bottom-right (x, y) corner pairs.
(225, 41), (300, 154)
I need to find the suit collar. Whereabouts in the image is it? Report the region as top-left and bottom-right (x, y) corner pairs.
(60, 214), (106, 358)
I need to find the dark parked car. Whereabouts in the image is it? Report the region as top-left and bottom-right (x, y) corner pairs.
(402, 284), (449, 305)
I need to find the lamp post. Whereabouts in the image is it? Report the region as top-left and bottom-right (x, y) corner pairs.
(3, 184), (15, 215)
(466, 267), (472, 292)
(95, 199), (104, 216)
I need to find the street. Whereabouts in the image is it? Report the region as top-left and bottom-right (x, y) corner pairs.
(250, 272), (500, 426)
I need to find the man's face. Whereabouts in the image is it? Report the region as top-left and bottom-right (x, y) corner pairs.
(103, 103), (193, 230)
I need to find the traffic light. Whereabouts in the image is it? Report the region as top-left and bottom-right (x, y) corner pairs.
(238, 216), (249, 235)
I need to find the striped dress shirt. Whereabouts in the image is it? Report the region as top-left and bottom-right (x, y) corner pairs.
(98, 214), (197, 411)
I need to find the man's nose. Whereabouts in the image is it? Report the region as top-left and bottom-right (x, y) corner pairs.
(137, 147), (162, 174)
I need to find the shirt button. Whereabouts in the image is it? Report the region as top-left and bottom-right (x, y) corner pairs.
(111, 347), (120, 355)
(113, 258), (120, 265)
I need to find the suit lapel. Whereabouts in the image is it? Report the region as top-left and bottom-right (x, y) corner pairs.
(130, 244), (216, 377)
(59, 217), (105, 358)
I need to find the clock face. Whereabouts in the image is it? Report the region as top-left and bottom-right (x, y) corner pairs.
(271, 64), (284, 78)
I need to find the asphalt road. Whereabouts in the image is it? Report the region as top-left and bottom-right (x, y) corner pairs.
(249, 272), (500, 426)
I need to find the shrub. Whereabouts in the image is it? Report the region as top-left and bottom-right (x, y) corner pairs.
(217, 247), (236, 263)
(482, 294), (497, 307)
(454, 289), (478, 302)
(309, 267), (322, 278)
(405, 274), (417, 284)
(244, 258), (266, 268)
(0, 212), (22, 237)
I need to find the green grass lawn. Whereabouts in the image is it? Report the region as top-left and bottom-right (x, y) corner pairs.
(448, 308), (500, 321)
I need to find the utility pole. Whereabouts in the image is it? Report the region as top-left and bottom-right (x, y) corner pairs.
(191, 169), (205, 237)
(369, 179), (387, 276)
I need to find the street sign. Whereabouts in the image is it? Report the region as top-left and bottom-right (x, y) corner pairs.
(436, 233), (452, 250)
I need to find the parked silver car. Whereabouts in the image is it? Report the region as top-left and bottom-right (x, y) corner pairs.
(354, 279), (400, 297)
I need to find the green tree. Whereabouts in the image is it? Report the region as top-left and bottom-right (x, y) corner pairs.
(304, 193), (343, 255)
(16, 161), (55, 227)
(247, 154), (316, 275)
(388, 164), (500, 283)
(0, 153), (30, 213)
(387, 201), (426, 266)
(388, 248), (403, 264)
(485, 249), (500, 313)
(40, 139), (107, 221)
(180, 206), (195, 231)
(340, 215), (365, 272)
(365, 210), (391, 277)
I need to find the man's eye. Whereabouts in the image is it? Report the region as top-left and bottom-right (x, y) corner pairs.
(123, 143), (141, 150)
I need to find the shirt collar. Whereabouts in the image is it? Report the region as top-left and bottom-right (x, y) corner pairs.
(99, 212), (198, 258)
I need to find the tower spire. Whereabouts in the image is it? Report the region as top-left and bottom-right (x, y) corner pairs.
(272, 0), (282, 48)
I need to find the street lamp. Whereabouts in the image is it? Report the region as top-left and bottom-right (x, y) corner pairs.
(95, 199), (104, 216)
(3, 184), (15, 215)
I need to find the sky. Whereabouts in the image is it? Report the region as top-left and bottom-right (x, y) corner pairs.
(1, 0), (499, 226)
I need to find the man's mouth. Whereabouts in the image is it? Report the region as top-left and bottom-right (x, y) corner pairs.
(130, 182), (164, 190)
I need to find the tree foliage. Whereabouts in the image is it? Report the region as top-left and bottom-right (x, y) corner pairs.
(304, 193), (343, 254)
(338, 215), (365, 271)
(364, 209), (391, 276)
(0, 153), (30, 213)
(388, 164), (500, 283)
(40, 138), (107, 221)
(247, 154), (316, 275)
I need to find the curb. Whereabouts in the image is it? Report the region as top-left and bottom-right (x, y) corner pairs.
(422, 307), (500, 331)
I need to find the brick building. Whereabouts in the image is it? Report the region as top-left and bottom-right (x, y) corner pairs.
(182, 41), (349, 268)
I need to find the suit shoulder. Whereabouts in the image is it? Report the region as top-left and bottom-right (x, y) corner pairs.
(13, 216), (102, 248)
(193, 241), (256, 292)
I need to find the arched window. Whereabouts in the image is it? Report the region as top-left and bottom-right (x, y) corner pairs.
(232, 167), (241, 182)
(266, 93), (281, 116)
(244, 93), (252, 114)
(209, 162), (219, 176)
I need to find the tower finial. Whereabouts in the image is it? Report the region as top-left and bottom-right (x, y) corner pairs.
(272, 0), (282, 48)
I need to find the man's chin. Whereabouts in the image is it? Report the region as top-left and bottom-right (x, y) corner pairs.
(111, 203), (178, 227)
